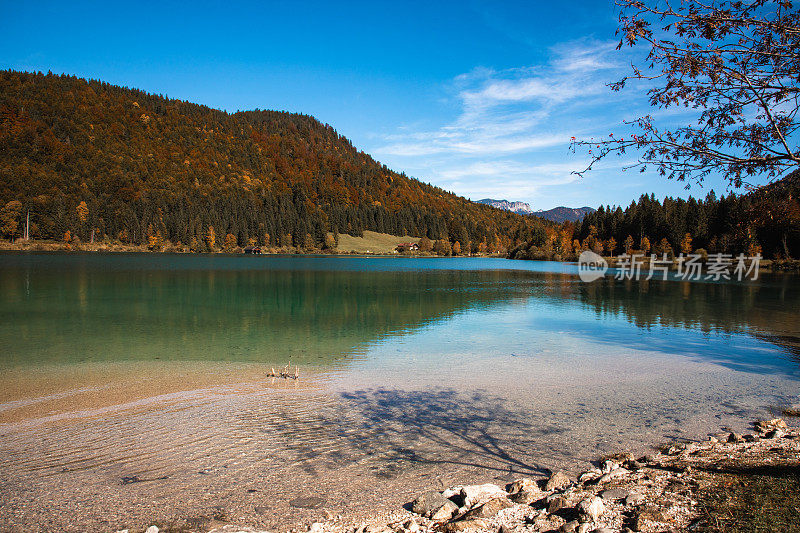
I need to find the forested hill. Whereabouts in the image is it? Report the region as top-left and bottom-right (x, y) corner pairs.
(0, 70), (548, 252)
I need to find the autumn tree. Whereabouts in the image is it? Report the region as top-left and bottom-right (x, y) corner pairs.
(433, 239), (452, 256)
(419, 236), (434, 252)
(656, 237), (674, 258)
(0, 200), (22, 240)
(303, 233), (315, 250)
(147, 224), (165, 249)
(623, 234), (635, 254)
(574, 1), (800, 188)
(606, 236), (617, 256)
(76, 201), (89, 224)
(640, 236), (651, 255)
(76, 201), (89, 239)
(205, 225), (216, 250)
(680, 233), (693, 255)
(452, 241), (462, 255)
(224, 233), (237, 250)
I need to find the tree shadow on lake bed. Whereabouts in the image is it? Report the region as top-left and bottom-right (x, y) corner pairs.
(337, 388), (563, 478)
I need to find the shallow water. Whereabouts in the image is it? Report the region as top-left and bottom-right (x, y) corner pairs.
(0, 253), (798, 532)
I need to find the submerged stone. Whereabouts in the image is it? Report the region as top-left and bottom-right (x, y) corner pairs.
(290, 496), (327, 509)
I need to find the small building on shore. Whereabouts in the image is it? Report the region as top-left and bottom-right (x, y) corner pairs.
(395, 242), (419, 253)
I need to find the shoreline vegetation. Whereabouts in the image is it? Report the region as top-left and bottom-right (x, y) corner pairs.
(0, 234), (507, 258)
(2, 237), (799, 272)
(119, 417), (800, 533)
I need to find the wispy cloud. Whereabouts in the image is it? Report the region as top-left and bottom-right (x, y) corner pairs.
(371, 38), (633, 206)
(375, 39), (621, 159)
(437, 161), (580, 199)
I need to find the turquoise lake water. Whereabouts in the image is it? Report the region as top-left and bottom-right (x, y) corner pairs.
(0, 252), (798, 531)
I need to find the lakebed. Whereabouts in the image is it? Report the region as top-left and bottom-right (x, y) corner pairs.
(0, 253), (798, 532)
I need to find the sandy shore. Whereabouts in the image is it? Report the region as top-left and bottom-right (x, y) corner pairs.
(116, 417), (797, 533)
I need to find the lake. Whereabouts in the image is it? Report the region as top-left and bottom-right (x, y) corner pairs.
(0, 253), (798, 532)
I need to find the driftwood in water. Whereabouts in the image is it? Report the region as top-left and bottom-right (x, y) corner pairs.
(270, 363), (299, 380)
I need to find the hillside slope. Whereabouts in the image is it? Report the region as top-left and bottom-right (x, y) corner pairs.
(0, 71), (547, 252)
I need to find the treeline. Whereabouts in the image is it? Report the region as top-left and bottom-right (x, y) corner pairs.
(0, 70), (547, 253)
(510, 174), (800, 261)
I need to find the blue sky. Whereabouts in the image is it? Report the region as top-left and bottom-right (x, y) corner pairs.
(1, 0), (746, 210)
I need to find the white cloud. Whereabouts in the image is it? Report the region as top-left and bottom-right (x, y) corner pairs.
(370, 38), (651, 208)
(375, 39), (621, 159)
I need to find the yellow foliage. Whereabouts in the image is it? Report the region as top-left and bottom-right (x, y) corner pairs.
(76, 201), (89, 224)
(205, 225), (216, 249)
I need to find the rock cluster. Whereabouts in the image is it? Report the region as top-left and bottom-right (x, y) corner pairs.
(319, 418), (799, 533)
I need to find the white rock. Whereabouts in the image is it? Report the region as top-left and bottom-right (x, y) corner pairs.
(600, 460), (618, 474)
(507, 477), (539, 494)
(430, 500), (458, 521)
(625, 491), (646, 507)
(597, 467), (629, 484)
(309, 523), (325, 533)
(545, 471), (572, 491)
(577, 496), (605, 522)
(666, 444), (684, 455)
(145, 527), (159, 533)
(460, 483), (506, 509)
(442, 486), (462, 500)
(578, 468), (602, 483)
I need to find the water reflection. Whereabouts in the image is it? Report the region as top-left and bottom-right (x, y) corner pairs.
(577, 275), (799, 335)
(0, 254), (530, 367)
(0, 253), (798, 375)
(572, 275), (800, 372)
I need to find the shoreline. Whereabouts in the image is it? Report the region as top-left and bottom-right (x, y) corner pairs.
(0, 239), (502, 259)
(160, 417), (797, 533)
(1, 240), (799, 272)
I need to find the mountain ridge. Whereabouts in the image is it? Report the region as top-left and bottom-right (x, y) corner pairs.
(535, 206), (596, 223)
(0, 70), (549, 253)
(475, 198), (533, 215)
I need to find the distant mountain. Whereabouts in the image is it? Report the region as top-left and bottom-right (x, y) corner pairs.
(535, 206), (596, 223)
(476, 198), (533, 215)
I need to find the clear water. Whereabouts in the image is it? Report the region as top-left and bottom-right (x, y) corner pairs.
(0, 253), (798, 532)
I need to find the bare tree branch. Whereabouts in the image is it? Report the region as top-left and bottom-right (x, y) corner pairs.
(575, 0), (800, 186)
